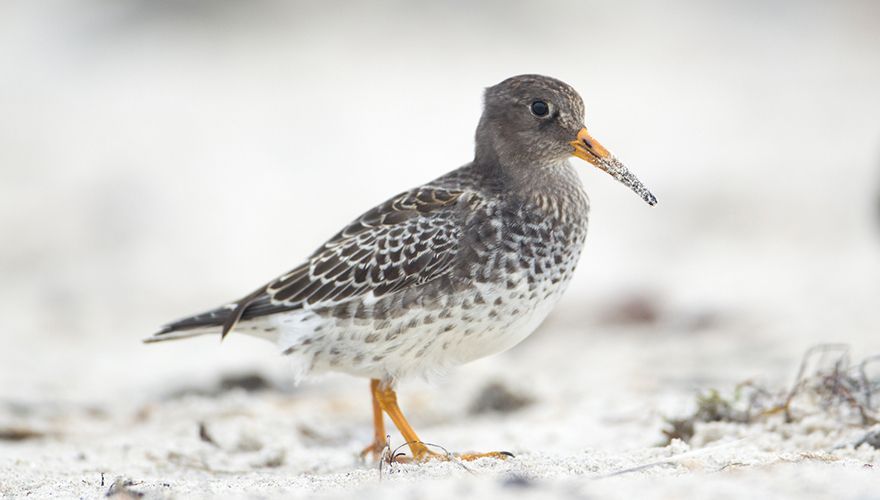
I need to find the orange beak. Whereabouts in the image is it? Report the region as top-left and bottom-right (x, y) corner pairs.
(571, 128), (611, 163)
(570, 127), (657, 206)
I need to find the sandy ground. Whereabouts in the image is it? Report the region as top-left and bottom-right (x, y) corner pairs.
(4, 287), (880, 500)
(2, 1), (880, 498)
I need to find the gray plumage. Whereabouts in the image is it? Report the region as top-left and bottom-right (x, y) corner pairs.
(147, 74), (655, 383)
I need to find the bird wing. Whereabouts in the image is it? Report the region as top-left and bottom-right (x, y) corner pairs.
(210, 186), (482, 338)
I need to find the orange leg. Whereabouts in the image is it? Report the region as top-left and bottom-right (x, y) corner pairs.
(372, 381), (513, 462)
(360, 379), (388, 459)
(372, 381), (442, 461)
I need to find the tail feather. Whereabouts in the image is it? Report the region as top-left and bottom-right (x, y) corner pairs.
(143, 325), (219, 343)
(146, 287), (294, 344)
(144, 304), (235, 344)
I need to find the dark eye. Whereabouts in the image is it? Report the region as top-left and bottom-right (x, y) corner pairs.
(530, 100), (550, 117)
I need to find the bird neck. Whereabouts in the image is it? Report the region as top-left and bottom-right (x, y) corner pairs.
(470, 156), (587, 222)
(473, 122), (566, 177)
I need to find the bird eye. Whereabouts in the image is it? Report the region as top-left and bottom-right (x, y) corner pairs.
(530, 100), (550, 117)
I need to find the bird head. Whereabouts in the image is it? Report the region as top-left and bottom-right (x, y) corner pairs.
(476, 74), (656, 206)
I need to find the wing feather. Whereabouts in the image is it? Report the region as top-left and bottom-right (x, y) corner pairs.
(212, 187), (482, 337)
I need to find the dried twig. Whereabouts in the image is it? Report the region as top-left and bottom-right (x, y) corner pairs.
(198, 422), (219, 447)
(664, 344), (880, 444)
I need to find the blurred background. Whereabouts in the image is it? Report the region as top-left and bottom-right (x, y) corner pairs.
(1, 0), (880, 479)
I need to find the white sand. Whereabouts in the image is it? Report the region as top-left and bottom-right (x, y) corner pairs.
(4, 319), (880, 499)
(2, 1), (880, 498)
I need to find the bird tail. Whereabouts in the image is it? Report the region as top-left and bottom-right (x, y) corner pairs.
(143, 305), (234, 344)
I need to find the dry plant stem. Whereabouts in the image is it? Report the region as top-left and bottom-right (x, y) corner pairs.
(736, 380), (774, 422)
(782, 344), (850, 421)
(665, 343), (880, 446)
(596, 439), (745, 479)
(858, 355), (880, 409)
(832, 379), (876, 425)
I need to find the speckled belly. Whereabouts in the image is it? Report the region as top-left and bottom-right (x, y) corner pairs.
(266, 240), (583, 382)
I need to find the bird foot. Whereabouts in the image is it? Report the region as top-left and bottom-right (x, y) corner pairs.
(360, 435), (391, 461)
